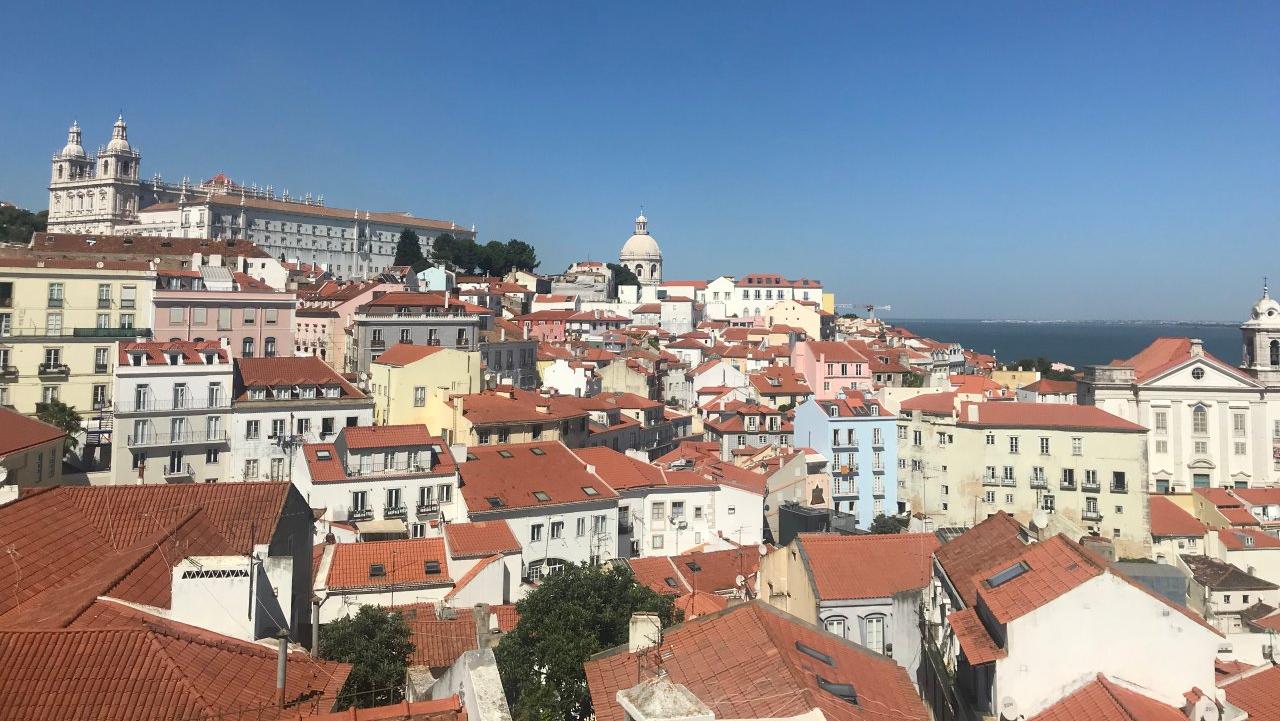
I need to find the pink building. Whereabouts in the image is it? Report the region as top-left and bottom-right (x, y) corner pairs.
(294, 279), (403, 369)
(515, 309), (631, 343)
(791, 340), (873, 399)
(152, 268), (298, 359)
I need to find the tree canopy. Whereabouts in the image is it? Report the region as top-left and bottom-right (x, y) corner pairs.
(495, 563), (677, 721)
(433, 234), (539, 276)
(1009, 357), (1076, 382)
(607, 262), (639, 288)
(868, 513), (909, 534)
(318, 606), (414, 710)
(393, 228), (426, 271)
(0, 205), (47, 244)
(35, 399), (82, 453)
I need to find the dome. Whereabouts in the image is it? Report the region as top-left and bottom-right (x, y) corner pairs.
(60, 121), (86, 159)
(105, 115), (132, 153)
(619, 213), (661, 260)
(1244, 282), (1280, 327)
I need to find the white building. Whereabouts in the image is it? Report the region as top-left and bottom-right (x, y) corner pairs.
(111, 340), (233, 484)
(619, 214), (662, 290)
(47, 117), (141, 234)
(228, 356), (374, 482)
(703, 273), (824, 321)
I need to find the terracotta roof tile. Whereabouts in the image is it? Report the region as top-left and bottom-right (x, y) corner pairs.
(1028, 674), (1186, 721)
(235, 356), (365, 399)
(1148, 496), (1207, 537)
(393, 602), (518, 669)
(798, 533), (940, 600)
(946, 607), (1006, 665)
(934, 512), (1030, 607)
(444, 521), (521, 559)
(1223, 665), (1280, 721)
(459, 441), (618, 513)
(324, 539), (452, 591)
(973, 535), (1104, 624)
(375, 343), (448, 366)
(0, 407), (65, 456)
(1217, 527), (1280, 550)
(342, 424), (443, 450)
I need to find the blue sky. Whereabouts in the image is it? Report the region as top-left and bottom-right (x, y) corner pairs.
(2, 3), (1277, 320)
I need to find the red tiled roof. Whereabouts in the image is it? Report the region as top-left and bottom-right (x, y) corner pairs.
(1217, 527), (1280, 550)
(947, 607), (1006, 665)
(1233, 487), (1280, 506)
(309, 696), (466, 721)
(803, 340), (871, 363)
(797, 533), (940, 600)
(303, 443), (347, 482)
(0, 620), (349, 720)
(1112, 337), (1257, 384)
(934, 512), (1030, 607)
(959, 402), (1146, 432)
(1148, 496), (1207, 537)
(324, 539), (452, 591)
(444, 521), (521, 559)
(626, 556), (689, 595)
(574, 447), (668, 490)
(451, 388), (588, 425)
(1028, 674), (1186, 721)
(899, 392), (958, 415)
(673, 547), (760, 594)
(459, 441), (618, 512)
(674, 590), (729, 618)
(1223, 665), (1280, 721)
(973, 535), (1103, 624)
(363, 291), (491, 315)
(1194, 487), (1241, 508)
(0, 407), (65, 456)
(1220, 506), (1262, 527)
(235, 356), (365, 399)
(343, 424), (443, 450)
(585, 601), (927, 721)
(394, 602), (518, 669)
(117, 339), (230, 366)
(30, 231), (271, 259)
(375, 343), (447, 366)
(1021, 378), (1078, 394)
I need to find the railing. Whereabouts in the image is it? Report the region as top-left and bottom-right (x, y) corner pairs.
(1110, 483), (1128, 494)
(1030, 477), (1048, 490)
(982, 475), (1001, 487)
(417, 502), (441, 517)
(74, 327), (151, 338)
(47, 297), (63, 308)
(348, 462), (436, 477)
(1060, 481), (1077, 491)
(163, 463), (194, 479)
(1082, 509), (1103, 521)
(97, 298), (112, 309)
(38, 363), (69, 377)
(1001, 477), (1017, 487)
(94, 363), (109, 374)
(383, 505), (408, 519)
(0, 366), (16, 380)
(0, 327), (150, 339)
(348, 508), (374, 522)
(128, 429), (230, 447)
(1082, 480), (1101, 492)
(116, 397), (231, 413)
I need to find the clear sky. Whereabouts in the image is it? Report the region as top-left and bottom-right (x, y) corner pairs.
(2, 3), (1277, 321)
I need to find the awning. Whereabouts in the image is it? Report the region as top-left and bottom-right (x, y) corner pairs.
(355, 519), (408, 535)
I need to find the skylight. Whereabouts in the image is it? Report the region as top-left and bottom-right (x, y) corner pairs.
(486, 497), (504, 508)
(582, 486), (598, 496)
(985, 561), (1031, 589)
(530, 447), (546, 456)
(795, 641), (833, 666)
(533, 491), (551, 502)
(498, 450), (514, 458)
(816, 676), (857, 704)
(685, 561), (702, 573)
(424, 560), (442, 575)
(316, 450), (332, 460)
(664, 577), (678, 588)
(369, 564), (386, 577)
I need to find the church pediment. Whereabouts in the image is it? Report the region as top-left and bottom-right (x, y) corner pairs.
(1188, 458), (1216, 470)
(1143, 357), (1263, 390)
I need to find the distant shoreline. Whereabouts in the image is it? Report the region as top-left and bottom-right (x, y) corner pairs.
(885, 318), (1237, 326)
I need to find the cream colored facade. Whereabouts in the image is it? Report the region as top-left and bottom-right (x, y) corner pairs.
(369, 348), (482, 429)
(757, 544), (819, 625)
(0, 260), (156, 436)
(900, 407), (1151, 558)
(765, 299), (823, 340)
(990, 368), (1039, 390)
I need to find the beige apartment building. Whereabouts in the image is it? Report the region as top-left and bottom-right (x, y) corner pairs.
(898, 393), (1152, 558)
(0, 258), (156, 462)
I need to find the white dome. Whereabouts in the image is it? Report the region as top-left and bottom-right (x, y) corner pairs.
(1251, 294), (1280, 322)
(621, 232), (661, 259)
(105, 115), (132, 153)
(60, 121), (86, 159)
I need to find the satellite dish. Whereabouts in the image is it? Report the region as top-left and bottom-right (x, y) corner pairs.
(758, 544), (768, 557)
(734, 574), (746, 588)
(1201, 702), (1220, 721)
(360, 371), (370, 381)
(1000, 697), (1019, 721)
(1031, 510), (1049, 529)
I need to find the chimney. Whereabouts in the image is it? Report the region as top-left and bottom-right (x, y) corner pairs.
(628, 612), (662, 652)
(275, 627), (290, 708)
(965, 403), (980, 423)
(1190, 338), (1204, 358)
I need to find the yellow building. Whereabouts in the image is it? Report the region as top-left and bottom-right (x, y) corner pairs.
(991, 367), (1040, 390)
(766, 299), (825, 340)
(0, 258), (156, 432)
(369, 342), (482, 429)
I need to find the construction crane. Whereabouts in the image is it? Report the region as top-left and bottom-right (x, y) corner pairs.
(834, 303), (892, 321)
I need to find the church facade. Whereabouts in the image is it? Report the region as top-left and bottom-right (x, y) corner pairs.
(1081, 287), (1280, 492)
(46, 117), (475, 278)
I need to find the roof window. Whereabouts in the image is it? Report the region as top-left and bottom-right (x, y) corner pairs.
(664, 577), (678, 588)
(685, 561), (702, 573)
(498, 450), (514, 458)
(795, 641), (834, 666)
(532, 491), (551, 502)
(486, 497), (504, 508)
(530, 447), (546, 456)
(369, 564), (386, 578)
(985, 561), (1031, 589)
(424, 560), (442, 575)
(316, 450), (332, 460)
(816, 676), (857, 704)
(582, 486), (599, 496)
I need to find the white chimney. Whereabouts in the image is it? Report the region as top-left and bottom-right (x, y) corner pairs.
(1190, 338), (1204, 358)
(628, 612), (662, 653)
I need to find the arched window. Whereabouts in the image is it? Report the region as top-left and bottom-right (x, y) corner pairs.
(56, 165), (64, 180)
(264, 337), (277, 357)
(102, 160), (109, 175)
(650, 263), (658, 277)
(635, 264), (644, 278)
(242, 337), (255, 358)
(823, 615), (848, 638)
(1269, 339), (1278, 366)
(1192, 405), (1208, 435)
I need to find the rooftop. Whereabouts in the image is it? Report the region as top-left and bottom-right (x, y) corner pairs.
(797, 533), (940, 601)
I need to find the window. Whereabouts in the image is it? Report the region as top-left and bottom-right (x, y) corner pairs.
(1233, 412), (1247, 437)
(1193, 405), (1209, 434)
(671, 501), (685, 519)
(1009, 436), (1020, 454)
(1071, 437), (1082, 456)
(271, 418), (286, 438)
(1039, 437), (1050, 455)
(984, 490), (995, 504)
(1004, 494), (1013, 504)
(245, 420), (260, 440)
(1002, 466), (1015, 481)
(986, 432), (995, 445)
(1042, 494), (1055, 512)
(824, 616), (848, 638)
(1155, 440), (1168, 453)
(576, 517), (587, 537)
(550, 521), (564, 539)
(351, 490), (368, 511)
(94, 346), (110, 374)
(411, 523), (426, 539)
(205, 448), (220, 464)
(242, 337), (255, 357)
(652, 502), (665, 520)
(168, 306), (184, 324)
(92, 384), (107, 408)
(1195, 440), (1208, 454)
(530, 524), (543, 542)
(244, 459), (259, 479)
(265, 308), (278, 325)
(269, 458), (284, 480)
(1112, 471), (1127, 492)
(1235, 441), (1247, 456)
(913, 430), (922, 446)
(863, 615), (885, 654)
(727, 506), (736, 515)
(46, 312), (62, 335)
(193, 307), (207, 325)
(264, 337), (277, 357)
(1154, 411), (1168, 434)
(47, 282), (64, 307)
(413, 386), (426, 406)
(243, 308), (257, 324)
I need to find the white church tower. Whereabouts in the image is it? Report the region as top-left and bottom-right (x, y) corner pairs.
(47, 116), (141, 234)
(1241, 280), (1280, 387)
(619, 212), (662, 287)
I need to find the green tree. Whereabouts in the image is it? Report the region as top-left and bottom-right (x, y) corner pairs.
(318, 606), (414, 710)
(902, 372), (925, 388)
(495, 564), (677, 721)
(393, 228), (425, 269)
(1010, 357), (1076, 382)
(607, 262), (639, 288)
(502, 239), (539, 273)
(0, 205), (47, 244)
(868, 513), (908, 534)
(35, 399), (82, 453)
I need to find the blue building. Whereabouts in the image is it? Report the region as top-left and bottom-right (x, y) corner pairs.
(792, 391), (899, 526)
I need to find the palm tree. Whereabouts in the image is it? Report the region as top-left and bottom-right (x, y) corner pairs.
(35, 398), (82, 453)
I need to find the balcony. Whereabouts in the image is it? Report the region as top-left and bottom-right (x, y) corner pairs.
(0, 366), (16, 382)
(116, 397), (231, 413)
(1082, 480), (1101, 492)
(1082, 509), (1103, 522)
(383, 505), (408, 520)
(369, 339), (386, 351)
(417, 502), (441, 518)
(1030, 477), (1048, 490)
(982, 475), (1001, 487)
(38, 363), (69, 378)
(1001, 477), (1017, 487)
(74, 327), (150, 339)
(163, 463), (194, 480)
(1110, 483), (1129, 494)
(348, 508), (374, 522)
(97, 298), (112, 309)
(1060, 481), (1077, 491)
(47, 297), (63, 309)
(127, 429), (230, 447)
(872, 465), (885, 475)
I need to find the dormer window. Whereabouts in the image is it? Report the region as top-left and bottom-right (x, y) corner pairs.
(300, 386), (318, 399)
(131, 353), (144, 366)
(324, 386), (341, 398)
(168, 353), (181, 365)
(249, 388), (267, 400)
